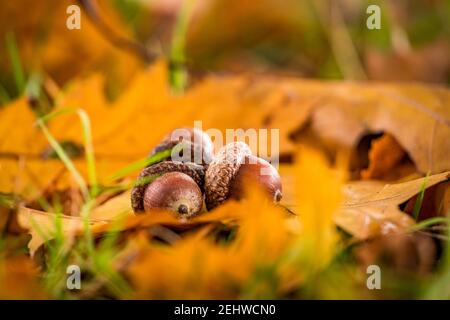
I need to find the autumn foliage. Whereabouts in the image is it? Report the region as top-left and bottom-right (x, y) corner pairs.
(0, 0), (449, 300)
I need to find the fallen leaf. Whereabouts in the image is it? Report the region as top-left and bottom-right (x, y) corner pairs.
(0, 256), (47, 299)
(335, 171), (450, 239)
(310, 82), (450, 174)
(19, 169), (450, 255)
(0, 98), (47, 155)
(361, 133), (407, 180)
(17, 206), (109, 256)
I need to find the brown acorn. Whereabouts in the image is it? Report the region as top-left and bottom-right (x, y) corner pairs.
(229, 155), (282, 202)
(149, 127), (214, 166)
(143, 172), (203, 216)
(131, 161), (205, 216)
(205, 142), (282, 210)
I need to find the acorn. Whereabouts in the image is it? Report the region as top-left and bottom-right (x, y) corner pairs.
(143, 172), (202, 216)
(205, 142), (282, 210)
(149, 127), (214, 166)
(229, 155), (282, 202)
(131, 161), (205, 217)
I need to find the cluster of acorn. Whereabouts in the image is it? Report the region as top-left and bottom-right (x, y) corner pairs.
(131, 128), (282, 217)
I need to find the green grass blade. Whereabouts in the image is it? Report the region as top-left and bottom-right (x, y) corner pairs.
(0, 82), (11, 104)
(77, 109), (98, 198)
(108, 143), (182, 182)
(168, 0), (192, 93)
(37, 118), (89, 199)
(5, 32), (26, 94)
(0, 193), (15, 209)
(99, 173), (162, 197)
(39, 108), (77, 123)
(409, 216), (450, 232)
(80, 200), (95, 257)
(25, 72), (42, 98)
(412, 172), (430, 220)
(38, 108), (98, 198)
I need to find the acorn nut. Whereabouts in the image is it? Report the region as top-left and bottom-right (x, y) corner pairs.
(149, 127), (214, 166)
(229, 154), (282, 202)
(143, 172), (202, 216)
(205, 142), (282, 210)
(131, 161), (205, 217)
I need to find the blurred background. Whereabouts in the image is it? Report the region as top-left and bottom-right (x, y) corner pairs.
(0, 0), (449, 104)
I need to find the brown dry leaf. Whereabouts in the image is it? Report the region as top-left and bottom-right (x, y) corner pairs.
(86, 61), (176, 157)
(18, 170), (450, 255)
(281, 166), (450, 239)
(17, 189), (231, 255)
(361, 133), (406, 180)
(0, 154), (131, 199)
(90, 199), (243, 236)
(17, 186), (149, 255)
(0, 158), (64, 197)
(335, 171), (450, 239)
(0, 98), (47, 155)
(0, 256), (47, 299)
(0, 98), (66, 196)
(17, 206), (110, 256)
(310, 82), (450, 174)
(49, 74), (112, 144)
(89, 190), (134, 221)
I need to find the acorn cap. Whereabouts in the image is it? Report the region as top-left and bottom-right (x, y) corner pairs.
(205, 142), (252, 210)
(131, 161), (205, 213)
(149, 140), (179, 157)
(149, 128), (214, 166)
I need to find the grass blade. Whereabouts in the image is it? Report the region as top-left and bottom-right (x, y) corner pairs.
(39, 108), (77, 123)
(168, 0), (193, 93)
(409, 216), (450, 232)
(5, 32), (26, 94)
(0, 82), (11, 104)
(77, 109), (98, 198)
(108, 143), (182, 182)
(37, 118), (89, 199)
(412, 172), (430, 220)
